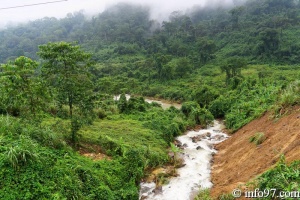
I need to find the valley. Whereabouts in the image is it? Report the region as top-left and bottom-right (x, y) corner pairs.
(0, 0), (299, 199)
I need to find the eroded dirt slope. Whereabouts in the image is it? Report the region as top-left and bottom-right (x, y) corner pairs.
(211, 108), (300, 198)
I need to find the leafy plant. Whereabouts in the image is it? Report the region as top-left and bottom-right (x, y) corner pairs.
(3, 135), (39, 170)
(195, 189), (212, 200)
(273, 80), (300, 117)
(255, 156), (300, 200)
(249, 132), (266, 146)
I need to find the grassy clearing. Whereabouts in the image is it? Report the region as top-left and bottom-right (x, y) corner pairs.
(79, 117), (169, 166)
(0, 115), (140, 200)
(80, 118), (166, 147)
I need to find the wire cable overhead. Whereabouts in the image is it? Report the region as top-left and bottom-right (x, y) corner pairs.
(0, 0), (68, 10)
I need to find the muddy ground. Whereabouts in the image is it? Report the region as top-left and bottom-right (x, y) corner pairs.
(211, 108), (300, 199)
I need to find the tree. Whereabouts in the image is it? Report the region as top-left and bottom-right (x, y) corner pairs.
(258, 28), (280, 57)
(195, 38), (217, 65)
(117, 94), (128, 113)
(153, 53), (171, 80)
(229, 6), (245, 30)
(220, 57), (247, 86)
(175, 58), (193, 78)
(193, 85), (219, 107)
(38, 42), (94, 145)
(0, 56), (47, 119)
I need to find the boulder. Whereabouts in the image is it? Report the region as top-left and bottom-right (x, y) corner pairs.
(196, 146), (203, 150)
(191, 135), (205, 143)
(205, 132), (211, 138)
(174, 139), (182, 147)
(212, 135), (224, 141)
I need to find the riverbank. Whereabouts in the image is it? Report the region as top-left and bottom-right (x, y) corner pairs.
(211, 109), (300, 198)
(114, 94), (182, 110)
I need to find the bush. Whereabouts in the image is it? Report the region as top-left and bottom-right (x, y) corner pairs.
(249, 132), (266, 146)
(196, 108), (214, 127)
(209, 95), (232, 118)
(255, 156), (300, 200)
(181, 101), (200, 117)
(98, 135), (124, 156)
(192, 85), (219, 107)
(3, 135), (39, 169)
(96, 108), (107, 119)
(181, 101), (213, 126)
(273, 80), (300, 117)
(195, 189), (212, 200)
(222, 79), (280, 131)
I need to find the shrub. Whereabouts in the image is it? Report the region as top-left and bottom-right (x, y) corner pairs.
(196, 108), (214, 127)
(273, 80), (300, 117)
(3, 135), (39, 169)
(195, 189), (212, 200)
(96, 108), (107, 119)
(181, 101), (200, 117)
(255, 156), (300, 200)
(209, 95), (232, 118)
(28, 127), (65, 149)
(249, 132), (266, 146)
(192, 85), (219, 107)
(98, 135), (124, 156)
(117, 94), (128, 113)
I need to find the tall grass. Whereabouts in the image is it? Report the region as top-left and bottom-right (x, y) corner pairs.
(273, 80), (300, 117)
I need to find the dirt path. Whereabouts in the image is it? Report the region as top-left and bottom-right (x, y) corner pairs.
(211, 108), (300, 198)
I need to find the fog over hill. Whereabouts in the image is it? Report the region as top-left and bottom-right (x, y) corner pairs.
(0, 0), (243, 28)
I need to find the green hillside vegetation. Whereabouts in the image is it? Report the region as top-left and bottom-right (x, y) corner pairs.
(0, 0), (299, 199)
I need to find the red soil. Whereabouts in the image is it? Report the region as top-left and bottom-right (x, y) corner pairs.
(211, 108), (300, 199)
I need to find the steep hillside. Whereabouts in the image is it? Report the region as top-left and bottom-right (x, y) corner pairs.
(211, 108), (300, 198)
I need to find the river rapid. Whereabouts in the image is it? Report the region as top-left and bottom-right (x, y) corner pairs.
(114, 95), (228, 200)
(139, 121), (228, 200)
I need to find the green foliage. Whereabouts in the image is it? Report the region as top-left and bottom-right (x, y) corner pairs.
(0, 116), (145, 199)
(255, 156), (300, 200)
(209, 95), (232, 118)
(3, 135), (39, 170)
(273, 80), (300, 117)
(1, 2), (300, 199)
(195, 38), (217, 65)
(196, 108), (214, 127)
(0, 56), (47, 120)
(181, 101), (213, 126)
(80, 117), (170, 168)
(210, 78), (282, 131)
(181, 101), (200, 117)
(220, 57), (247, 86)
(218, 194), (235, 200)
(122, 149), (145, 185)
(195, 189), (212, 200)
(174, 57), (193, 78)
(38, 42), (95, 145)
(249, 132), (266, 146)
(1, 0), (300, 66)
(193, 85), (219, 107)
(38, 41), (94, 116)
(195, 189), (234, 200)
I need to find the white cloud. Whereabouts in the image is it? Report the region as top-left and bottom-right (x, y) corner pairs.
(0, 0), (234, 27)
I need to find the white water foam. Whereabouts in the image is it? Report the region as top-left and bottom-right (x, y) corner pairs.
(140, 120), (228, 200)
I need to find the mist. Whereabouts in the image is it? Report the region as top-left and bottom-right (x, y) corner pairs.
(0, 0), (241, 28)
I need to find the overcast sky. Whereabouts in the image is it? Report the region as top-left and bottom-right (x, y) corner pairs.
(0, 0), (234, 27)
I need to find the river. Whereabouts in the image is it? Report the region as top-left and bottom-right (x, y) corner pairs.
(139, 122), (228, 200)
(113, 94), (182, 110)
(114, 94), (228, 200)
